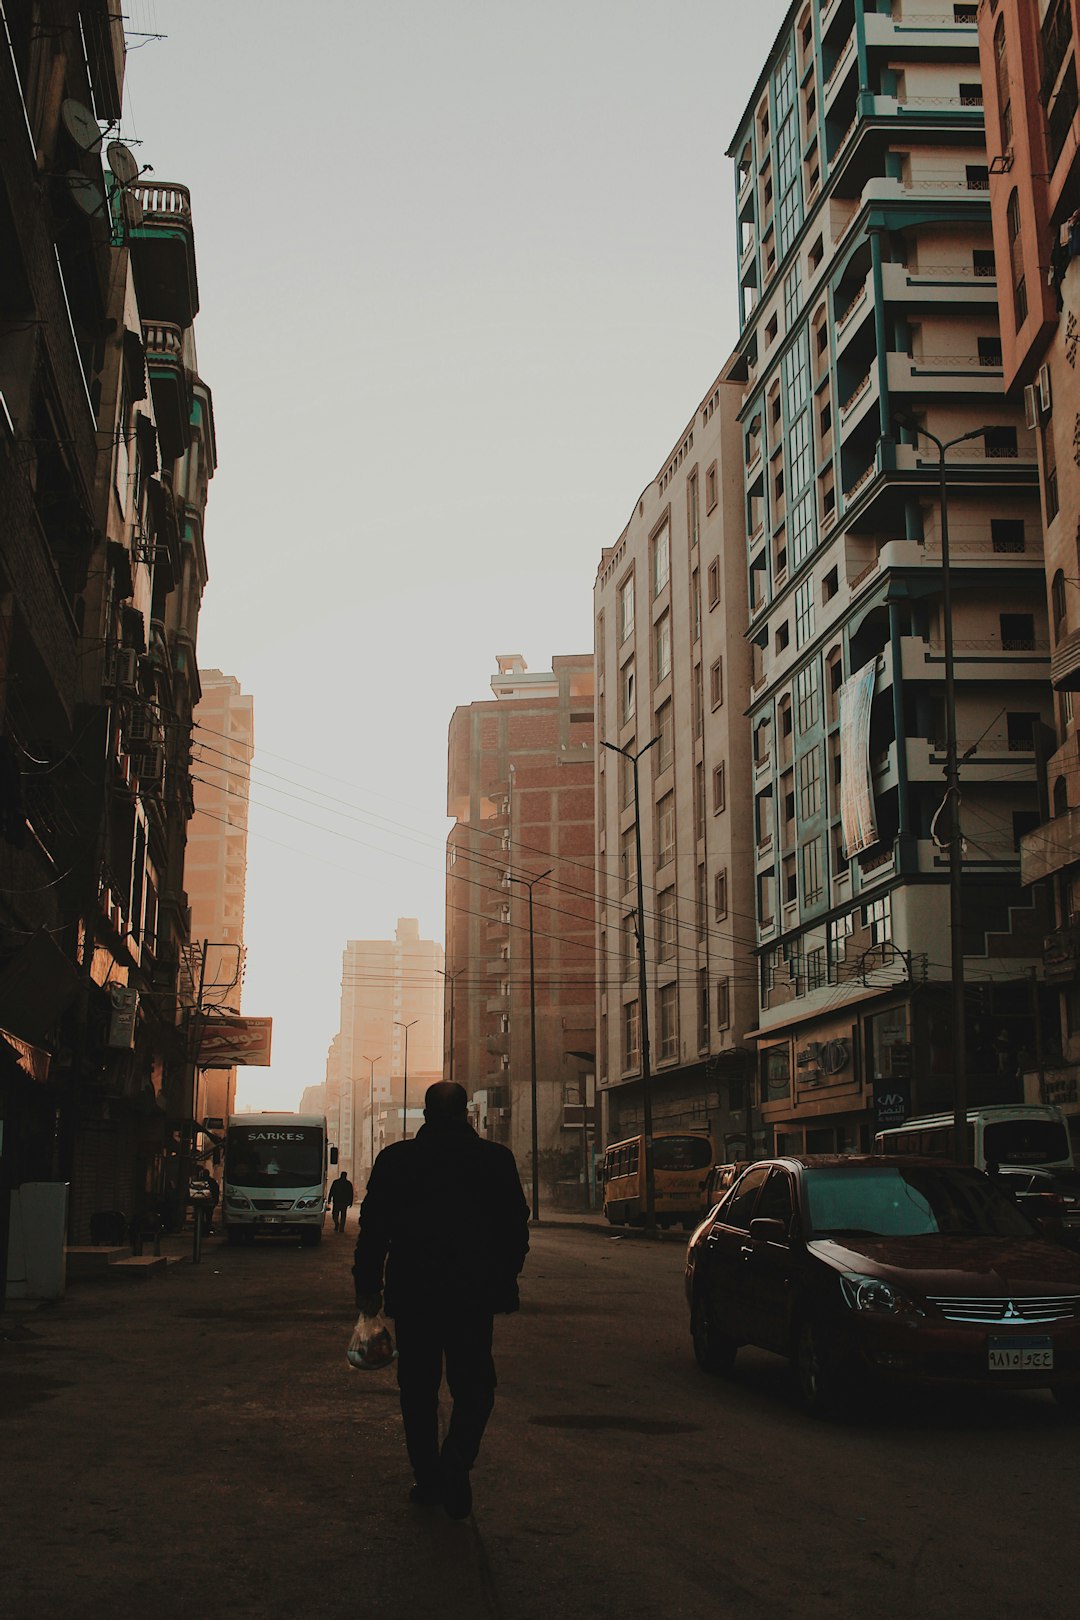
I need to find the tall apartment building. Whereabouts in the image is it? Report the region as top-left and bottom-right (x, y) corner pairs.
(445, 655), (595, 1203)
(187, 672), (254, 1132)
(594, 379), (757, 1159)
(332, 920), (443, 1182)
(726, 0), (1048, 1154)
(0, 4), (214, 1260)
(979, 1), (1080, 1146)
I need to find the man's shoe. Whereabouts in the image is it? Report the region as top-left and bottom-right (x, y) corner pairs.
(440, 1453), (472, 1521)
(409, 1480), (442, 1507)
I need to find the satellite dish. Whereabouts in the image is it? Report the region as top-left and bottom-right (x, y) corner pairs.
(121, 189), (144, 228)
(107, 140), (140, 187)
(66, 170), (105, 217)
(61, 98), (102, 154)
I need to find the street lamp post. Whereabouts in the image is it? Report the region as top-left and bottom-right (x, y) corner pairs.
(898, 419), (991, 1163)
(362, 1054), (381, 1175)
(437, 968), (461, 1082)
(508, 868), (552, 1223)
(394, 1021), (418, 1139)
(602, 736), (659, 1232)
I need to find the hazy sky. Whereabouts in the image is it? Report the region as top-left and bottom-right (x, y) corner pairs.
(122, 0), (787, 1110)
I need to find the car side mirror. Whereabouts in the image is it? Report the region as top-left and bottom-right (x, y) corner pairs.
(330, 1146), (339, 1166)
(749, 1216), (788, 1244)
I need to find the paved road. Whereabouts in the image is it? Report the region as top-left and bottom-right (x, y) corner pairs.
(3, 1221), (1079, 1619)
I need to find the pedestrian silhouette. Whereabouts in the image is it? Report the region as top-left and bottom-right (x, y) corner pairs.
(352, 1080), (529, 1519)
(328, 1171), (354, 1233)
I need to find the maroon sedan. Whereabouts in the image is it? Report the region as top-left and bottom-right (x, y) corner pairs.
(685, 1155), (1080, 1417)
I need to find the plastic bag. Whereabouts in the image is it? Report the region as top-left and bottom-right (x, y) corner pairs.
(347, 1309), (396, 1371)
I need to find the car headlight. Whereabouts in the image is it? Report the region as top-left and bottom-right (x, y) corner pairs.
(225, 1193), (251, 1209)
(840, 1272), (924, 1317)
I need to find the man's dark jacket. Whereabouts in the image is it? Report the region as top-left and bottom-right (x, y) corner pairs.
(352, 1120), (529, 1318)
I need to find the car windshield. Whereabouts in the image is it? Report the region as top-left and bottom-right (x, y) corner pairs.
(804, 1165), (1037, 1239)
(653, 1135), (713, 1172)
(983, 1118), (1071, 1166)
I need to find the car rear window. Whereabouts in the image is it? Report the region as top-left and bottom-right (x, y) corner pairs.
(804, 1166), (1035, 1239)
(984, 1119), (1071, 1167)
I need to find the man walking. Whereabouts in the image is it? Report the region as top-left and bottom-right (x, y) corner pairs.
(352, 1080), (529, 1520)
(327, 1170), (354, 1233)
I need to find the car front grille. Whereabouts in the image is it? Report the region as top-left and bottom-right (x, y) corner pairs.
(253, 1199), (295, 1212)
(926, 1293), (1080, 1324)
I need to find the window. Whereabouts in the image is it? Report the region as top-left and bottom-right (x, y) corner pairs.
(622, 911), (636, 976)
(716, 977), (731, 1031)
(623, 1000), (640, 1069)
(621, 660), (636, 722)
(619, 573), (635, 643)
(806, 946), (825, 990)
(722, 1165), (770, 1230)
(802, 836), (823, 904)
(690, 567), (701, 643)
(1000, 612), (1035, 651)
(965, 164), (989, 191)
(659, 983), (678, 1060)
(978, 335), (1003, 368)
(973, 249), (996, 279)
(822, 566), (838, 602)
(687, 470), (699, 549)
(991, 518), (1024, 553)
(959, 81), (982, 107)
(1053, 571), (1068, 638)
(712, 763), (726, 814)
(706, 461), (718, 512)
(657, 887), (677, 961)
(795, 577), (815, 647)
(714, 868), (728, 921)
(1007, 711), (1038, 752)
(1007, 188), (1026, 327)
(697, 862), (707, 938)
(863, 894), (891, 945)
(656, 791), (676, 867)
(809, 235), (823, 271)
(1045, 422), (1059, 521)
(797, 746), (821, 820)
(698, 967), (709, 1049)
(796, 661), (820, 733)
(707, 557), (721, 607)
(984, 426), (1017, 458)
(710, 657), (723, 709)
(776, 621), (790, 652)
(656, 699), (674, 772)
(620, 749), (634, 810)
(695, 760), (705, 839)
(654, 613), (671, 684)
(652, 521), (670, 596)
(694, 662), (704, 739)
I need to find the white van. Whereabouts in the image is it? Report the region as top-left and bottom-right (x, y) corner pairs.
(873, 1104), (1074, 1172)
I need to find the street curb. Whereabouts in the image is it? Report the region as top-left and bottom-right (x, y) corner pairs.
(531, 1219), (686, 1243)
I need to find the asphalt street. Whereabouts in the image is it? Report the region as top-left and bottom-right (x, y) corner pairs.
(2, 1220), (1079, 1620)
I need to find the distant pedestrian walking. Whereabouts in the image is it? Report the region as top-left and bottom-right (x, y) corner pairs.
(328, 1171), (354, 1233)
(352, 1080), (529, 1520)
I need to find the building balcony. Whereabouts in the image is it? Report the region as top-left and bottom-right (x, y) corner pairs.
(824, 30), (857, 104)
(1022, 809), (1080, 886)
(129, 181), (200, 330)
(143, 322), (192, 460)
(886, 351), (1004, 396)
(1052, 629), (1080, 692)
(838, 365), (879, 435)
(880, 260), (998, 308)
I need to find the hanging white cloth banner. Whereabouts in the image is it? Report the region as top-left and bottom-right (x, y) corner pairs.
(838, 658), (879, 856)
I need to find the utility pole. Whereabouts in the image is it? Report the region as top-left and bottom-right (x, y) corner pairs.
(508, 868), (552, 1222)
(897, 419), (991, 1164)
(394, 1020), (418, 1139)
(362, 1054), (381, 1175)
(602, 736), (659, 1232)
(437, 968), (461, 1082)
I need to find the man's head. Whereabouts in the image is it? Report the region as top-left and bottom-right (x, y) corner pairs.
(423, 1080), (468, 1124)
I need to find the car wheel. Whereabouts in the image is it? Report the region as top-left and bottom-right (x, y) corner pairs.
(690, 1289), (737, 1376)
(794, 1317), (849, 1419)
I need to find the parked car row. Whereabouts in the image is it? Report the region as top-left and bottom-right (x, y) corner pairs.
(685, 1155), (1080, 1418)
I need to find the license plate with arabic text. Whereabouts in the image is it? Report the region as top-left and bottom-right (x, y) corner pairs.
(261, 1215), (283, 1224)
(987, 1336), (1053, 1371)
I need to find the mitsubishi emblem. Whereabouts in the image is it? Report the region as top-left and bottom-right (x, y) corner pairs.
(1001, 1300), (1024, 1321)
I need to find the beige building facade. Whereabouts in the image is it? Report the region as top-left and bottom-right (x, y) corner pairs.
(594, 377), (758, 1159)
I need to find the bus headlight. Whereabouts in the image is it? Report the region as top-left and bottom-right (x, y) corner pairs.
(294, 1196), (322, 1210)
(225, 1193), (252, 1209)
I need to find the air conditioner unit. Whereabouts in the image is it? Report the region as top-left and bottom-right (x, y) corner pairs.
(131, 744), (165, 787)
(1038, 363), (1052, 414)
(116, 647), (138, 691)
(126, 705), (155, 745)
(1023, 384), (1038, 431)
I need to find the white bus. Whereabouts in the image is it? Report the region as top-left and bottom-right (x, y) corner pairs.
(221, 1113), (336, 1247)
(874, 1104), (1074, 1173)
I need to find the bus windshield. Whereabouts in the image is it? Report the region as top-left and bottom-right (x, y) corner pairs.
(652, 1135), (713, 1172)
(225, 1124), (324, 1190)
(984, 1117), (1071, 1167)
